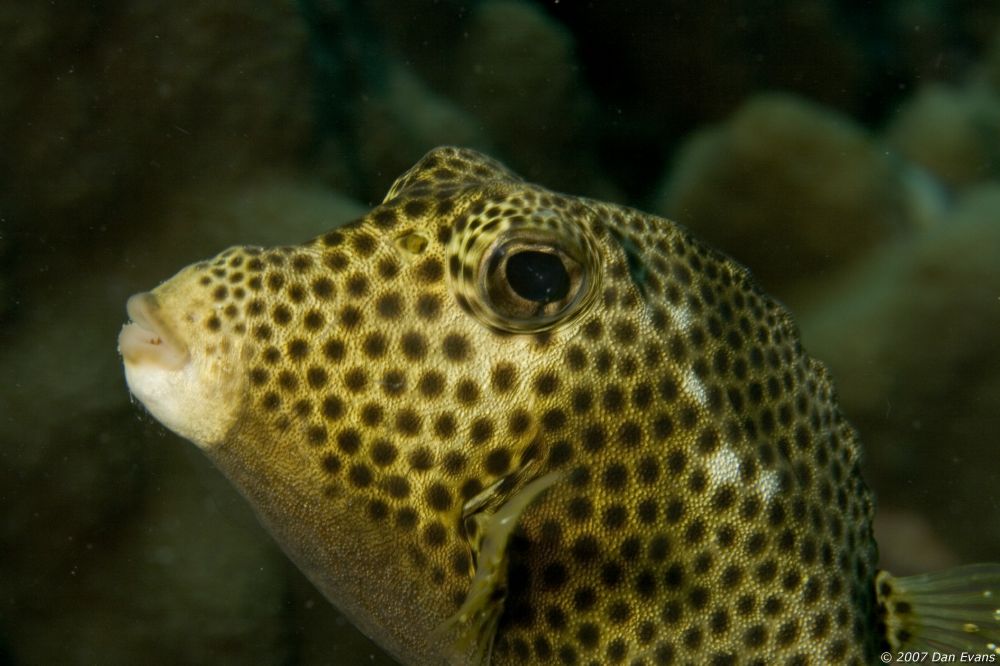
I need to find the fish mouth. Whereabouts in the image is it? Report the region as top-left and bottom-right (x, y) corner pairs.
(118, 292), (190, 371)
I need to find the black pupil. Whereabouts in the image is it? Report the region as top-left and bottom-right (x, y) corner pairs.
(505, 250), (570, 304)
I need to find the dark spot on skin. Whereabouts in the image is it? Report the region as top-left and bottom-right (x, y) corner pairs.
(455, 379), (480, 404)
(548, 441), (573, 466)
(340, 305), (363, 329)
(485, 448), (511, 475)
(507, 409), (531, 436)
(425, 483), (452, 512)
(337, 428), (361, 454)
(367, 499), (389, 522)
(565, 345), (587, 371)
(401, 331), (428, 360)
(306, 367), (327, 389)
(311, 277), (334, 299)
(371, 440), (398, 466)
(602, 463), (628, 491)
(344, 367), (367, 392)
(395, 409), (421, 436)
(423, 522), (447, 547)
(322, 231), (344, 247)
(292, 400), (312, 419)
(542, 409), (566, 431)
(304, 310), (324, 330)
(491, 363), (517, 392)
(346, 273), (369, 298)
(393, 286), (428, 318)
(307, 425), (327, 445)
(409, 447), (434, 471)
(322, 339), (345, 362)
(377, 257), (400, 279)
(442, 333), (470, 362)
(568, 496), (593, 522)
(321, 453), (341, 474)
(360, 403), (383, 426)
(404, 199), (428, 218)
(443, 451), (466, 475)
(418, 371), (445, 398)
(362, 332), (387, 358)
(352, 233), (377, 257)
(287, 338), (309, 360)
(376, 293), (403, 319)
(381, 370), (406, 396)
(277, 371), (297, 391)
(373, 209), (397, 229)
(470, 417), (494, 445)
(416, 257), (443, 283)
(533, 372), (559, 396)
(262, 392), (280, 410)
(348, 464), (372, 487)
(582, 319), (602, 340)
(267, 274), (285, 292)
(434, 413), (456, 439)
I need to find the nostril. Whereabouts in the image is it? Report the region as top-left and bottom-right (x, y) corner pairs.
(118, 292), (190, 370)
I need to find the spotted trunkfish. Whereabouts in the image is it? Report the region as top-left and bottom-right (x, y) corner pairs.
(119, 147), (1000, 665)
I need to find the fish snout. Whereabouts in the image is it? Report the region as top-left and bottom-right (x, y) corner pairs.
(118, 292), (190, 371)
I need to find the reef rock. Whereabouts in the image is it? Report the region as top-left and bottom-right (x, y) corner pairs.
(0, 0), (314, 244)
(3, 446), (292, 666)
(799, 184), (1000, 563)
(657, 92), (909, 298)
(352, 64), (491, 200)
(450, 0), (607, 195)
(0, 176), (372, 664)
(885, 83), (1000, 189)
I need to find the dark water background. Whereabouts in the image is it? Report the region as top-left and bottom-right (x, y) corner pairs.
(2, 1), (999, 663)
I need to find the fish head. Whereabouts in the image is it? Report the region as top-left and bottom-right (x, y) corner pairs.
(116, 146), (657, 660)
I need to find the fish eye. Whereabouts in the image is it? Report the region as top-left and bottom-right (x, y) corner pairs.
(505, 250), (570, 303)
(477, 232), (592, 331)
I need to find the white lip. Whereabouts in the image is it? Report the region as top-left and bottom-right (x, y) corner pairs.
(118, 292), (190, 371)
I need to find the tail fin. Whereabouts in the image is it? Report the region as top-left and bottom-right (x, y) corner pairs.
(877, 564), (1000, 656)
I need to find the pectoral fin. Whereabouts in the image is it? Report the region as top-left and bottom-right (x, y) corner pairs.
(437, 469), (562, 666)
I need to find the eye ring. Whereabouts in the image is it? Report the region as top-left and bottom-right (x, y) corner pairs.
(472, 227), (598, 332)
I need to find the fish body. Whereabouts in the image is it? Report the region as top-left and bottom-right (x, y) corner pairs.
(119, 147), (1000, 664)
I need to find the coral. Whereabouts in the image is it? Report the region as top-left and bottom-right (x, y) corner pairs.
(449, 0), (608, 196)
(352, 64), (491, 198)
(657, 92), (909, 298)
(145, 176), (369, 262)
(0, 0), (314, 243)
(799, 184), (1000, 562)
(3, 447), (292, 665)
(873, 507), (958, 577)
(885, 83), (1000, 189)
(0, 176), (375, 663)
